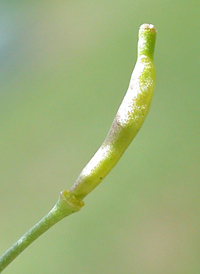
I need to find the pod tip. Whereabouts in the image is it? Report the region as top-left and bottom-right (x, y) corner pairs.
(138, 23), (156, 58)
(139, 23), (156, 34)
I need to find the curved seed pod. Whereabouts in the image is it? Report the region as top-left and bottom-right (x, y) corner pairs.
(70, 24), (156, 200)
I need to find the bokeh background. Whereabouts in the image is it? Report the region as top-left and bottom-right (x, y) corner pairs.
(1, 1), (199, 273)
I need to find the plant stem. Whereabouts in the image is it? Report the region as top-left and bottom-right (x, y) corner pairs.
(0, 190), (84, 273)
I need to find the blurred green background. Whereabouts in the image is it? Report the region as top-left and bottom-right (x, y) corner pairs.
(0, 1), (199, 273)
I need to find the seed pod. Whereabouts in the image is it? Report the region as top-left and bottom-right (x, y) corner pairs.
(70, 24), (156, 200)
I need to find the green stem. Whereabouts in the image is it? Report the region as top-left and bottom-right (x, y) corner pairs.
(0, 190), (84, 273)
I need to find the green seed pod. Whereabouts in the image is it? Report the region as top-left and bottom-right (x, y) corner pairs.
(70, 23), (156, 200)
